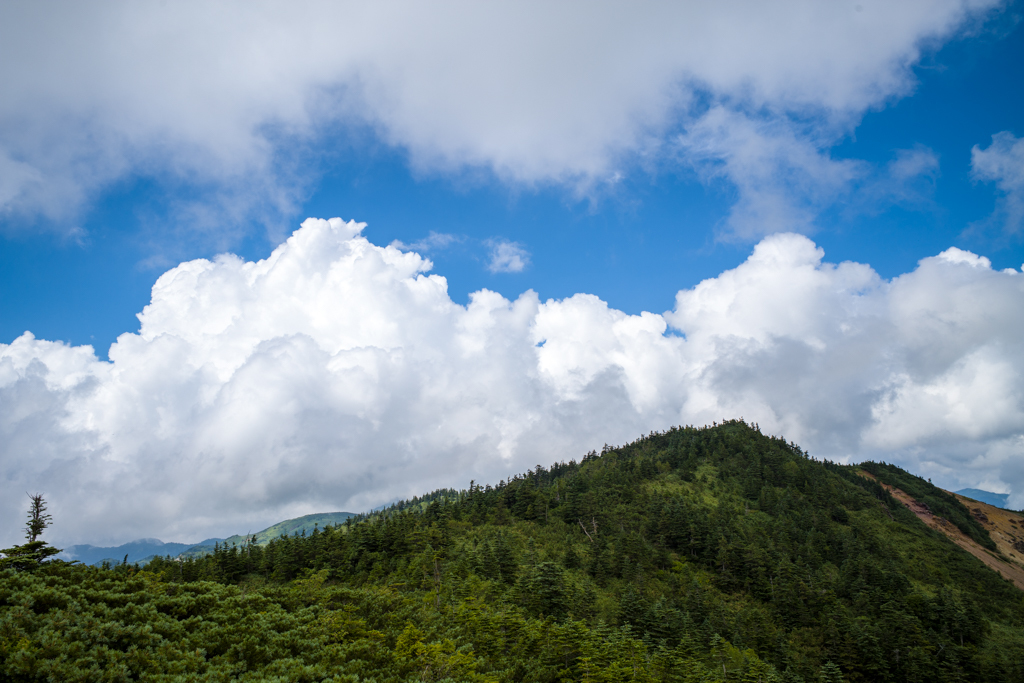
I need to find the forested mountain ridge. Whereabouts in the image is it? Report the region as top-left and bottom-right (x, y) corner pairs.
(60, 538), (224, 567)
(220, 512), (359, 549)
(58, 512), (358, 567)
(857, 467), (1024, 590)
(3, 420), (1024, 681)
(173, 512), (360, 562)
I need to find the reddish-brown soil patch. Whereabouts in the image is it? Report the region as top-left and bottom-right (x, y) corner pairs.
(857, 471), (1024, 591)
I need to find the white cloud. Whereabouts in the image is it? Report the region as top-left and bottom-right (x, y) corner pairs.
(390, 232), (461, 253)
(676, 108), (867, 239)
(676, 110), (945, 239)
(0, 1), (1000, 236)
(972, 131), (1024, 234)
(2, 217), (1023, 546)
(486, 239), (530, 273)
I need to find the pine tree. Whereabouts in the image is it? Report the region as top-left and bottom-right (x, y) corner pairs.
(818, 660), (844, 683)
(493, 532), (518, 584)
(25, 493), (52, 542)
(0, 494), (62, 571)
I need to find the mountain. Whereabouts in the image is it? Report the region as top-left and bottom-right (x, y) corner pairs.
(169, 511), (358, 561)
(863, 466), (1024, 589)
(61, 511), (357, 566)
(221, 511), (358, 546)
(59, 537), (223, 566)
(7, 421), (1024, 681)
(957, 487), (1012, 509)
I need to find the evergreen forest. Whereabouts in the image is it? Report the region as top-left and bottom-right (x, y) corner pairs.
(2, 420), (1023, 682)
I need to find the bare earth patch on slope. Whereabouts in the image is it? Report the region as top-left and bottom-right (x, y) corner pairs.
(953, 493), (1024, 568)
(858, 470), (1024, 591)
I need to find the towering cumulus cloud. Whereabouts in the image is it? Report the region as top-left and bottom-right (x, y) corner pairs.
(2, 218), (1022, 545)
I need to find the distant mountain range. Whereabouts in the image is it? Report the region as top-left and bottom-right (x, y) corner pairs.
(955, 488), (1011, 509)
(60, 511), (356, 566)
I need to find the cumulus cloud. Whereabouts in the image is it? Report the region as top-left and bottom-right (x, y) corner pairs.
(0, 1), (1000, 236)
(972, 131), (1024, 234)
(2, 217), (1023, 546)
(486, 239), (530, 273)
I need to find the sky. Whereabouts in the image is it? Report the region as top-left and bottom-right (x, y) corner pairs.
(1, 1), (1023, 547)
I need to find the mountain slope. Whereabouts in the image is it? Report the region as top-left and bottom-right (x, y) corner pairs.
(141, 420), (1024, 681)
(62, 511), (357, 566)
(7, 421), (1024, 682)
(170, 512), (358, 561)
(223, 511), (357, 546)
(860, 470), (1024, 590)
(953, 494), (1024, 572)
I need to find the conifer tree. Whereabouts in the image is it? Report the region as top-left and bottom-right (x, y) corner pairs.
(25, 493), (52, 542)
(0, 493), (62, 571)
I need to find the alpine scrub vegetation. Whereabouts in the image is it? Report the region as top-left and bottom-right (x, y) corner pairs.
(2, 421), (1023, 681)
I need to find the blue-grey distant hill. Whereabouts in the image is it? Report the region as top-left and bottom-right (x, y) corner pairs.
(955, 488), (1010, 509)
(60, 537), (225, 566)
(60, 511), (357, 566)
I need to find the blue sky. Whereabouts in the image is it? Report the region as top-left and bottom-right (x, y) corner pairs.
(2, 2), (1024, 545)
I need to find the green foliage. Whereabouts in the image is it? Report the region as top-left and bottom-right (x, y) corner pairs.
(217, 512), (359, 549)
(0, 541), (63, 573)
(858, 461), (998, 550)
(3, 421), (1024, 681)
(1, 496), (63, 573)
(24, 495), (50, 544)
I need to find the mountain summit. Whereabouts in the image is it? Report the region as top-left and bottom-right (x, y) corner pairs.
(4, 420), (1024, 681)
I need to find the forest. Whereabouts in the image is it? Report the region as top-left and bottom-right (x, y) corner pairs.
(2, 420), (1023, 682)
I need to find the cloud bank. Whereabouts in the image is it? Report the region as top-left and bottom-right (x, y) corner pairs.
(0, 1), (1000, 237)
(2, 217), (1022, 546)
